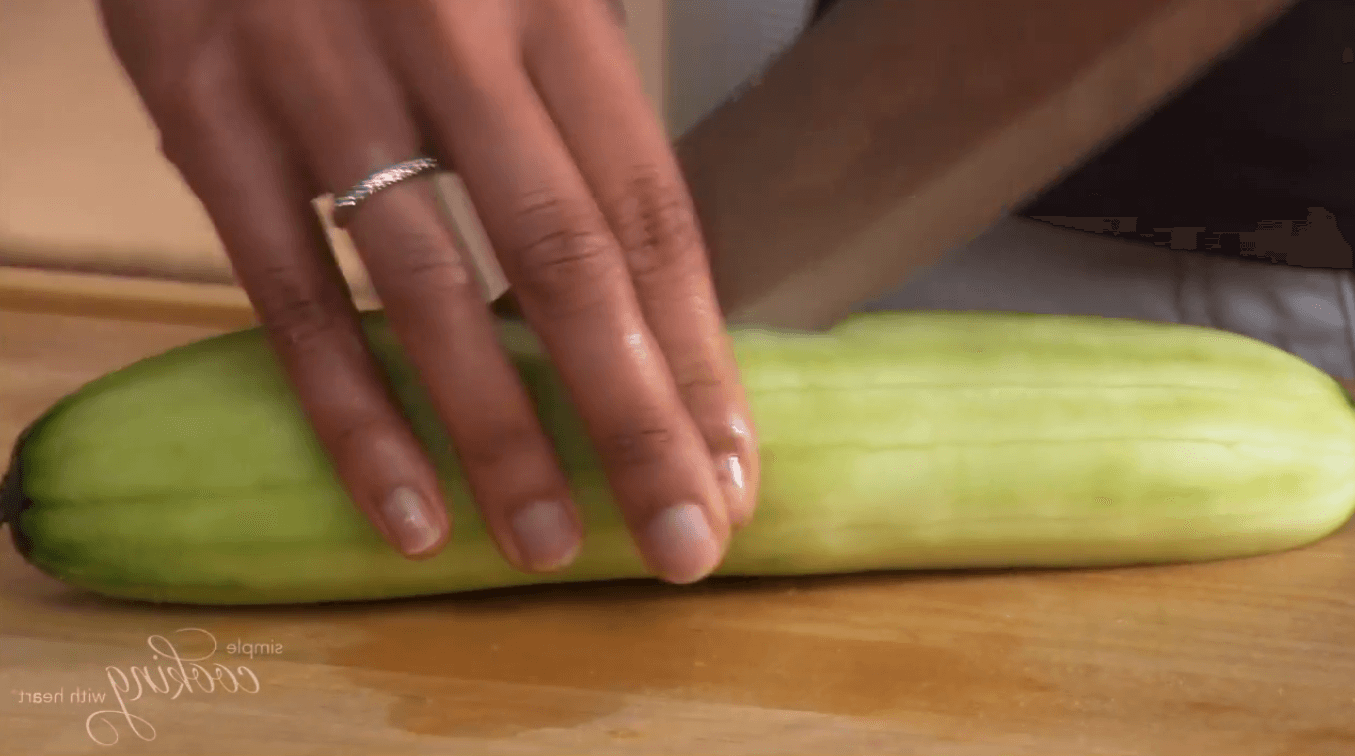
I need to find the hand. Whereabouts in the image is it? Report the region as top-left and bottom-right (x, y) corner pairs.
(97, 0), (759, 584)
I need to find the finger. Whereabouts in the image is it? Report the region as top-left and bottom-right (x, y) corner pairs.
(146, 46), (449, 557)
(238, 0), (582, 573)
(523, 0), (760, 526)
(374, 0), (730, 583)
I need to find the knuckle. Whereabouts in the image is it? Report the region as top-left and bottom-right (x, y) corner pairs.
(141, 64), (234, 169)
(609, 169), (703, 282)
(456, 420), (545, 473)
(504, 191), (616, 303)
(106, 11), (240, 166)
(249, 263), (338, 351)
(148, 84), (212, 161)
(597, 414), (678, 469)
(673, 355), (726, 398)
(383, 226), (476, 297)
(331, 416), (395, 465)
(671, 356), (734, 439)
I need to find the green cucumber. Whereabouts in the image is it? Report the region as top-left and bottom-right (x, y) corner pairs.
(4, 310), (1354, 605)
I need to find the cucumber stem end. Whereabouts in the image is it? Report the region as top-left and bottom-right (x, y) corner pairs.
(1, 418), (38, 558)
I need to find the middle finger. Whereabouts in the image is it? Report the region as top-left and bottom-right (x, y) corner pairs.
(373, 0), (731, 583)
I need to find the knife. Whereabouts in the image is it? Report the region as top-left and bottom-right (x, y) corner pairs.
(673, 0), (1295, 330)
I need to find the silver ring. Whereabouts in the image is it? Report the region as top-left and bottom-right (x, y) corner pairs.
(330, 157), (440, 227)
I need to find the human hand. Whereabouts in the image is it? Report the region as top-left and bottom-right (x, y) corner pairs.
(97, 0), (758, 584)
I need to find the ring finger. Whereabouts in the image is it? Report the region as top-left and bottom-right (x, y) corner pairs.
(237, 0), (583, 573)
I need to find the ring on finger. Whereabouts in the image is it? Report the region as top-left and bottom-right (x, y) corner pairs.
(330, 156), (441, 227)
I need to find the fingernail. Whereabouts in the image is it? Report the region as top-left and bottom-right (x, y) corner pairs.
(646, 502), (721, 584)
(382, 486), (440, 555)
(510, 500), (580, 572)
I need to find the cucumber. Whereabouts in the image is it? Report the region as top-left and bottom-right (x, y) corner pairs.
(4, 310), (1354, 605)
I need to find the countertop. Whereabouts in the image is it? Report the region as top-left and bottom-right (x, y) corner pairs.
(2, 297), (1354, 755)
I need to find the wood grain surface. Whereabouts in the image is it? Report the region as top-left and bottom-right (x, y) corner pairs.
(2, 303), (1354, 755)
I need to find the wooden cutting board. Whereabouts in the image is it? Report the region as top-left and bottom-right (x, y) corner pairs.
(2, 284), (1354, 755)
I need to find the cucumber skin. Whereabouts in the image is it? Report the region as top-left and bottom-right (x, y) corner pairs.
(4, 310), (1355, 606)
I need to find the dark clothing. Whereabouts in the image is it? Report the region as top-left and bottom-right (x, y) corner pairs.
(813, 0), (1355, 268)
(1018, 0), (1355, 267)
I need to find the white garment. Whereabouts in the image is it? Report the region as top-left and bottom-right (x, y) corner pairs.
(662, 2), (1355, 378)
